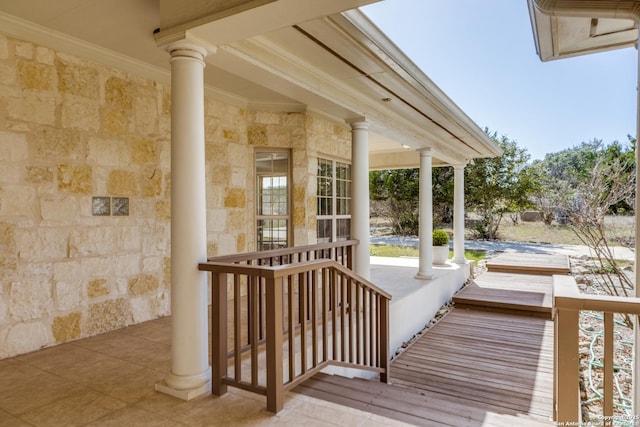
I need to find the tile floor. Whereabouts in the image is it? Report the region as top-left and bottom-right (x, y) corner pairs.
(0, 315), (410, 426)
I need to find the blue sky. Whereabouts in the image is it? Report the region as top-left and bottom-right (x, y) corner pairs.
(361, 0), (637, 161)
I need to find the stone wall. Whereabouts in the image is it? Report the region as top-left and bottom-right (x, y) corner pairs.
(0, 33), (351, 359)
(0, 33), (174, 358)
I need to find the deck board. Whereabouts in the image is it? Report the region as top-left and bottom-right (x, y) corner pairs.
(486, 252), (570, 275)
(293, 309), (554, 426)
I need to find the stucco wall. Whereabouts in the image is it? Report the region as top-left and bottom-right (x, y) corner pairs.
(0, 33), (352, 359)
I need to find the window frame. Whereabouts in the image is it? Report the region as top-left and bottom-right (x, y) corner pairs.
(316, 157), (351, 243)
(255, 149), (291, 251)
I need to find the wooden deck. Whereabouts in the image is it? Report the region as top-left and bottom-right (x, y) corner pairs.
(292, 252), (560, 426)
(294, 309), (554, 426)
(487, 252), (570, 275)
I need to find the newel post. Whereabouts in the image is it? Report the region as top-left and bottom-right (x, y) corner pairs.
(211, 272), (228, 397)
(554, 305), (581, 423)
(265, 275), (284, 413)
(379, 296), (390, 383)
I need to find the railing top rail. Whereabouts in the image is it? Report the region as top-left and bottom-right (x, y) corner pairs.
(207, 240), (359, 264)
(199, 257), (391, 300)
(553, 274), (640, 315)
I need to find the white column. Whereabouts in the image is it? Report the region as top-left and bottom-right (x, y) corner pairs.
(416, 148), (433, 279)
(350, 120), (370, 280)
(156, 41), (212, 400)
(633, 27), (640, 418)
(452, 164), (467, 264)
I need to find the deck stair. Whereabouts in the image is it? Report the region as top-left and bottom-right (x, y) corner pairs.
(452, 271), (553, 318)
(486, 252), (570, 275)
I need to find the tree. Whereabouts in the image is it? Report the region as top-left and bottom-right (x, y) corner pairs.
(561, 157), (636, 326)
(432, 166), (454, 225)
(370, 168), (420, 235)
(465, 130), (538, 239)
(531, 137), (636, 222)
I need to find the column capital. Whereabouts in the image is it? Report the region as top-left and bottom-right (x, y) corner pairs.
(418, 147), (433, 157)
(347, 118), (369, 130)
(452, 161), (468, 170)
(165, 40), (215, 63)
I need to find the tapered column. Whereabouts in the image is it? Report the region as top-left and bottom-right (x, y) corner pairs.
(452, 164), (467, 264)
(350, 120), (370, 280)
(156, 41), (212, 400)
(416, 148), (433, 279)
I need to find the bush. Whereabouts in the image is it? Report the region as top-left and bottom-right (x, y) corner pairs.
(432, 229), (449, 246)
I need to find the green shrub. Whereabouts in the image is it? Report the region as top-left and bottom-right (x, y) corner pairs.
(432, 229), (449, 246)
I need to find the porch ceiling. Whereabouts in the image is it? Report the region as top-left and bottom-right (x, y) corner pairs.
(0, 0), (501, 167)
(528, 0), (639, 61)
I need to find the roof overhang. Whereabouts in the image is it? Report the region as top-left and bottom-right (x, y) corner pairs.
(528, 0), (639, 61)
(0, 0), (501, 168)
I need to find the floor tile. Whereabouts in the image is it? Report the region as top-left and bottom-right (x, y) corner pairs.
(0, 361), (84, 414)
(86, 406), (180, 427)
(16, 343), (112, 375)
(119, 320), (171, 345)
(17, 389), (126, 427)
(89, 366), (165, 404)
(0, 414), (31, 427)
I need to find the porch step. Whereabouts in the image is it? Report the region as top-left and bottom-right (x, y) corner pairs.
(293, 372), (552, 426)
(452, 271), (553, 318)
(486, 252), (570, 276)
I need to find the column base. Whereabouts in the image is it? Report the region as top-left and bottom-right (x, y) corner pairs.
(414, 272), (434, 280)
(155, 368), (212, 401)
(452, 258), (467, 265)
(155, 379), (211, 401)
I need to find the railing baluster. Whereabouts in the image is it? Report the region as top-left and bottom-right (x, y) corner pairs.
(603, 312), (614, 426)
(234, 274), (241, 382)
(250, 275), (259, 387)
(363, 287), (369, 366)
(355, 284), (361, 365)
(369, 290), (375, 366)
(340, 273), (347, 362)
(348, 277), (354, 363)
(332, 268), (339, 360)
(259, 278), (265, 341)
(311, 268), (318, 368)
(322, 267), (328, 363)
(300, 271), (308, 374)
(287, 275), (295, 383)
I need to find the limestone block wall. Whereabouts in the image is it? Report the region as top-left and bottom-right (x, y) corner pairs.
(0, 31), (352, 359)
(0, 34), (176, 358)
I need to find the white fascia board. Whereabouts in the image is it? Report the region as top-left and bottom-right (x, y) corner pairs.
(341, 9), (502, 158)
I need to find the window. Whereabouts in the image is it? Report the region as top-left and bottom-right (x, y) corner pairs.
(317, 158), (351, 243)
(256, 151), (290, 250)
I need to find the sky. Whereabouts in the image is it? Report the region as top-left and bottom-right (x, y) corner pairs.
(361, 0), (638, 161)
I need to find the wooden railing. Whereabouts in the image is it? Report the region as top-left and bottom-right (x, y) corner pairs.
(200, 241), (391, 413)
(553, 275), (640, 426)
